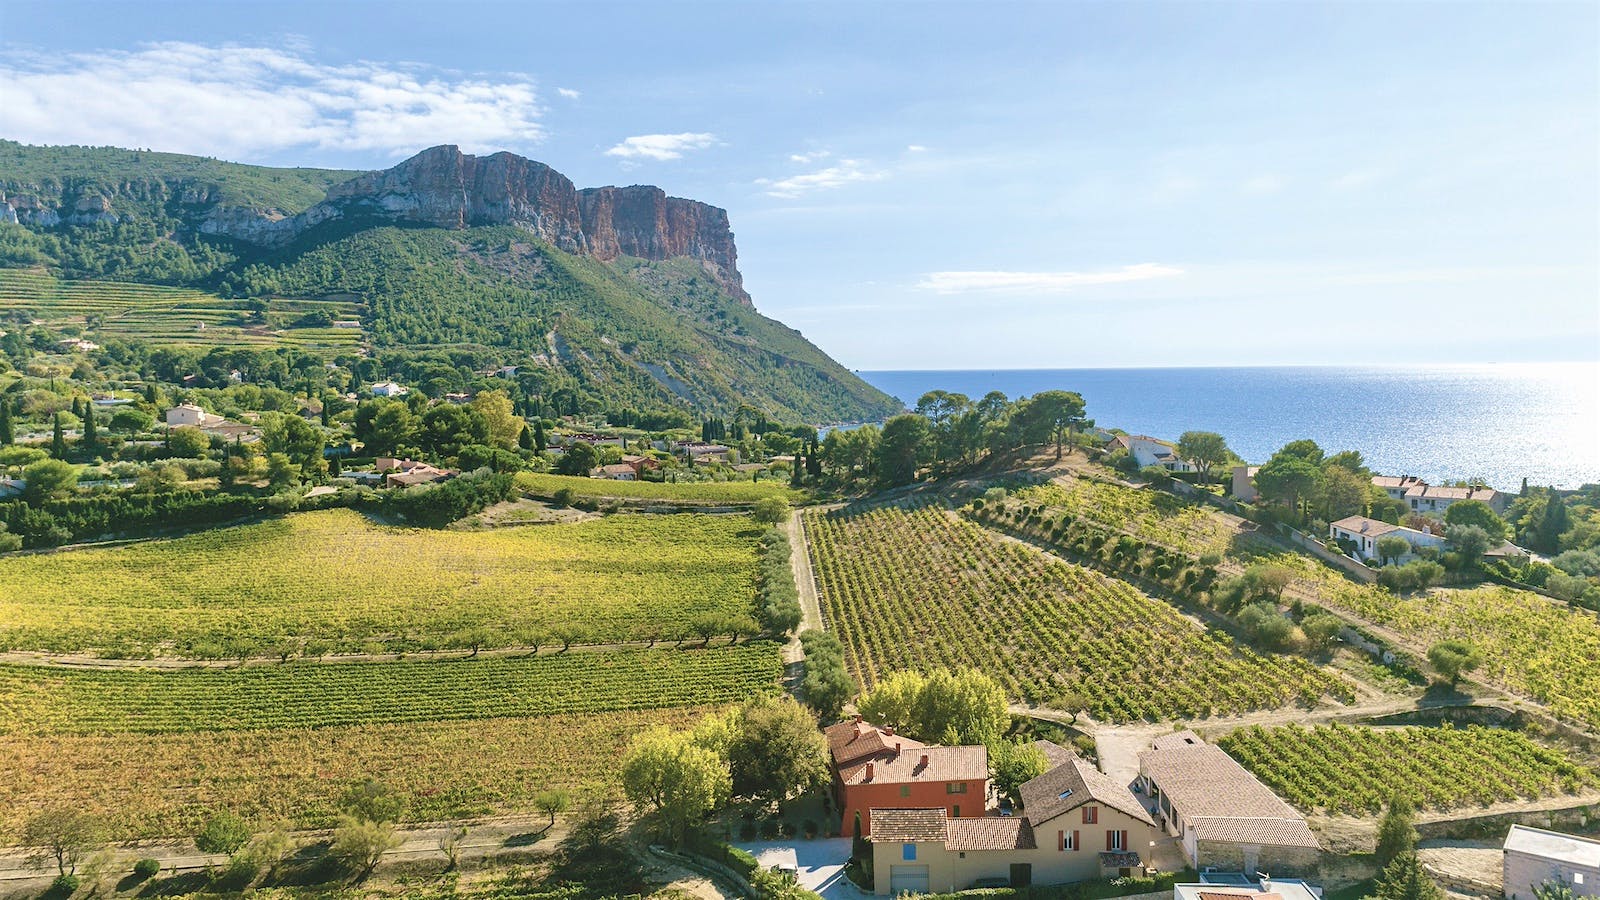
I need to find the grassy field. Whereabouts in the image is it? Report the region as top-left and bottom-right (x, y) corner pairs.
(0, 706), (710, 842)
(0, 509), (765, 657)
(0, 269), (364, 350)
(514, 471), (802, 504)
(1220, 723), (1597, 814)
(807, 501), (1353, 721)
(0, 644), (781, 734)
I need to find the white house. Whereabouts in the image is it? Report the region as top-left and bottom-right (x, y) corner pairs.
(1109, 435), (1196, 473)
(1372, 475), (1426, 501)
(1231, 466), (1260, 502)
(1328, 515), (1446, 563)
(370, 381), (409, 398)
(165, 403), (225, 429)
(1175, 877), (1322, 900)
(1404, 483), (1511, 515)
(1504, 825), (1600, 899)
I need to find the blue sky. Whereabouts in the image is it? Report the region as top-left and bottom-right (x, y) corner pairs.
(3, 1), (1596, 369)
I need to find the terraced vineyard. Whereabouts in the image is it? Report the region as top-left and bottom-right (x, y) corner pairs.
(1221, 723), (1598, 814)
(806, 502), (1354, 721)
(0, 269), (363, 350)
(0, 644), (781, 734)
(1011, 477), (1241, 557)
(0, 508), (764, 656)
(0, 706), (711, 841)
(1266, 555), (1600, 731)
(515, 471), (802, 504)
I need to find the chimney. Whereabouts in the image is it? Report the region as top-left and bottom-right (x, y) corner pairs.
(884, 726), (894, 737)
(920, 753), (930, 768)
(865, 763), (874, 781)
(894, 742), (902, 755)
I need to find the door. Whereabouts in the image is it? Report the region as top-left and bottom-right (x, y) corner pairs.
(1009, 864), (1032, 887)
(890, 866), (930, 894)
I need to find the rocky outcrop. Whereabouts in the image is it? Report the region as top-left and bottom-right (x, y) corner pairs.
(578, 185), (745, 302)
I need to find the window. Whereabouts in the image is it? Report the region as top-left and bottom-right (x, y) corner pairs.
(902, 844), (916, 861)
(1107, 830), (1127, 851)
(953, 804), (960, 817)
(1575, 875), (1585, 886)
(899, 785), (911, 798)
(946, 782), (968, 794)
(1058, 830), (1078, 852)
(1083, 806), (1098, 824)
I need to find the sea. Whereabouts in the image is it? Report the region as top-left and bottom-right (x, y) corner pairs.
(858, 364), (1600, 491)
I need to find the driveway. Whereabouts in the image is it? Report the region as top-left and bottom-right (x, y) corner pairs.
(733, 838), (867, 900)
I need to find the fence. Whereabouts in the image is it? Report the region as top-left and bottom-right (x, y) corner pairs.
(1282, 527), (1378, 583)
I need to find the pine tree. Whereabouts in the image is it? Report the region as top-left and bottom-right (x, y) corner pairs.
(0, 400), (13, 446)
(80, 404), (97, 449)
(51, 413), (67, 459)
(1374, 794), (1417, 865)
(1373, 852), (1445, 900)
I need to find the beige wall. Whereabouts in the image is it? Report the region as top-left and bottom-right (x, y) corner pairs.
(1505, 850), (1600, 900)
(1194, 840), (1320, 877)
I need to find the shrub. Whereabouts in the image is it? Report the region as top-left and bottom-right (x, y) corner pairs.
(132, 858), (161, 879)
(50, 874), (81, 895)
(195, 812), (251, 855)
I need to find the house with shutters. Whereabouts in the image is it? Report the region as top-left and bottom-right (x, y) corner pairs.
(824, 717), (988, 837)
(1137, 732), (1321, 875)
(866, 741), (1157, 894)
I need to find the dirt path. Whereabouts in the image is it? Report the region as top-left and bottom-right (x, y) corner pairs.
(783, 509), (825, 666)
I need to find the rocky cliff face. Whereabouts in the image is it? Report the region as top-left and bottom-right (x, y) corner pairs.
(3, 145), (749, 303)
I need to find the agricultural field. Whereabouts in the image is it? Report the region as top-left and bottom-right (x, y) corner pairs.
(0, 644), (781, 734)
(0, 706), (711, 841)
(1247, 550), (1600, 731)
(514, 471), (802, 504)
(0, 508), (765, 657)
(1220, 723), (1598, 815)
(0, 269), (364, 350)
(1010, 477), (1241, 558)
(806, 502), (1354, 721)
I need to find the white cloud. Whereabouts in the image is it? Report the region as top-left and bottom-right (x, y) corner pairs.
(0, 42), (545, 159)
(556, 87), (581, 100)
(603, 132), (717, 161)
(906, 144), (928, 153)
(788, 149), (831, 164)
(916, 264), (1185, 294)
(757, 159), (884, 198)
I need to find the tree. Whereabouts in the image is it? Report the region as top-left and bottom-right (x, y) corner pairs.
(168, 425), (210, 458)
(989, 740), (1050, 804)
(1255, 452), (1322, 519)
(0, 399), (12, 445)
(620, 728), (730, 845)
(1377, 535), (1413, 566)
(873, 414), (930, 488)
(1320, 465), (1369, 521)
(50, 412), (66, 458)
(419, 404), (488, 457)
(1427, 639), (1482, 687)
(109, 408), (153, 434)
(857, 669), (1008, 745)
(23, 458), (79, 501)
(1532, 880), (1579, 900)
(470, 390), (524, 450)
(1176, 431), (1230, 484)
(261, 412), (326, 481)
(752, 496), (790, 526)
(341, 779), (405, 824)
(532, 418), (547, 453)
(1374, 795), (1418, 865)
(799, 630), (854, 720)
(1300, 612), (1344, 653)
(555, 441), (598, 476)
(195, 811), (252, 855)
(266, 452), (298, 488)
(1023, 390), (1087, 460)
(79, 404), (97, 449)
(1445, 524), (1492, 564)
(1443, 500), (1508, 542)
(329, 816), (399, 880)
(1535, 492), (1571, 553)
(355, 401), (419, 456)
(727, 696), (829, 801)
(23, 807), (102, 876)
(534, 789), (571, 831)
(1372, 852), (1445, 900)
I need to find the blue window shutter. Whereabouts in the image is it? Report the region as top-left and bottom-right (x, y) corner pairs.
(903, 843), (916, 861)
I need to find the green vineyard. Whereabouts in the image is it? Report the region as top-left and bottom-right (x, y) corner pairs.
(0, 644), (781, 735)
(1011, 477), (1241, 558)
(0, 269), (364, 350)
(0, 508), (765, 656)
(1220, 723), (1598, 814)
(515, 471), (802, 504)
(806, 502), (1354, 721)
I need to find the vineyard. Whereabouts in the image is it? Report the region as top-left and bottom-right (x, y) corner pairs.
(806, 502), (1353, 721)
(0, 644), (781, 734)
(0, 269), (363, 350)
(1219, 723), (1599, 814)
(1010, 477), (1240, 558)
(0, 706), (710, 841)
(514, 471), (801, 504)
(0, 509), (764, 656)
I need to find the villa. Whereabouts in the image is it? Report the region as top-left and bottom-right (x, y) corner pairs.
(1328, 515), (1446, 563)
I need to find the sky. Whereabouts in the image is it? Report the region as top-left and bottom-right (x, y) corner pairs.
(2, 1), (1597, 370)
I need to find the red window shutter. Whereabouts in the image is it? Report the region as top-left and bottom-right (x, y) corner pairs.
(1122, 830), (1129, 850)
(1105, 830), (1114, 851)
(1058, 830), (1065, 851)
(1073, 830), (1080, 851)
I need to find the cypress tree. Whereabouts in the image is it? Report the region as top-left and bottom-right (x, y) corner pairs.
(51, 413), (66, 459)
(81, 404), (97, 448)
(329, 454), (342, 476)
(1536, 490), (1570, 552)
(518, 423), (533, 451)
(0, 400), (12, 446)
(71, 396), (84, 418)
(533, 419), (547, 452)
(790, 457), (803, 487)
